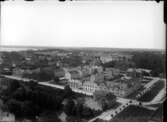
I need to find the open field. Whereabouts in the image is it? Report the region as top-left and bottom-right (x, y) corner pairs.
(149, 105), (163, 122)
(110, 105), (154, 122)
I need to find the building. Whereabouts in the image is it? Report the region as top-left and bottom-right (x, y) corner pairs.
(98, 83), (108, 91)
(0, 111), (15, 122)
(106, 78), (141, 97)
(81, 65), (92, 76)
(100, 55), (113, 63)
(69, 70), (82, 80)
(82, 81), (100, 92)
(104, 68), (120, 80)
(91, 66), (103, 74)
(12, 67), (33, 77)
(0, 78), (11, 90)
(54, 68), (65, 78)
(68, 79), (82, 89)
(0, 56), (3, 65)
(63, 71), (71, 80)
(127, 68), (142, 77)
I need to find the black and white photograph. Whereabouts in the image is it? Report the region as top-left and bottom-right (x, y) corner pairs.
(0, 1), (166, 122)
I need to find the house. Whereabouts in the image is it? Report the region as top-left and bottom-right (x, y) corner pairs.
(0, 111), (15, 122)
(106, 77), (141, 97)
(81, 65), (92, 76)
(58, 112), (67, 122)
(0, 67), (12, 75)
(54, 68), (65, 78)
(110, 53), (133, 61)
(98, 83), (108, 91)
(104, 68), (120, 80)
(100, 55), (113, 63)
(0, 56), (3, 65)
(127, 68), (142, 78)
(92, 66), (103, 74)
(12, 67), (33, 77)
(0, 78), (11, 90)
(63, 71), (71, 80)
(69, 70), (82, 80)
(88, 73), (104, 83)
(12, 68), (24, 77)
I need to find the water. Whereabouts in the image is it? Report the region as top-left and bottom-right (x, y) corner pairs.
(0, 47), (38, 52)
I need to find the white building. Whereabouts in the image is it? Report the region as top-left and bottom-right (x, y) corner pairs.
(82, 81), (100, 92)
(68, 79), (82, 89)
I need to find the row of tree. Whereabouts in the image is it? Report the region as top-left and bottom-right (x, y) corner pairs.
(132, 52), (165, 77)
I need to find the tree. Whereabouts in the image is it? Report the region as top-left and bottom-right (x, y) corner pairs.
(93, 90), (108, 101)
(64, 99), (75, 116)
(64, 85), (73, 98)
(101, 98), (108, 110)
(21, 101), (35, 117)
(54, 77), (60, 84)
(8, 80), (20, 93)
(6, 99), (22, 117)
(132, 52), (165, 77)
(12, 87), (26, 101)
(66, 116), (84, 122)
(94, 91), (116, 110)
(38, 112), (61, 122)
(81, 106), (92, 118)
(74, 103), (83, 117)
(106, 92), (116, 101)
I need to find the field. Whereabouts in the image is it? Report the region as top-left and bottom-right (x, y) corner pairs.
(110, 105), (154, 122)
(149, 105), (163, 122)
(138, 80), (165, 102)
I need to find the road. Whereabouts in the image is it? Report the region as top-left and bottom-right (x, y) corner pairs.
(2, 75), (93, 96)
(39, 82), (93, 96)
(2, 75), (32, 82)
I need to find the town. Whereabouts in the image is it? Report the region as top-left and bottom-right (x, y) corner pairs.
(0, 47), (166, 122)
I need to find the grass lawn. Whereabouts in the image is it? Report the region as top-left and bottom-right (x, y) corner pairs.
(111, 105), (154, 122)
(138, 80), (165, 102)
(149, 105), (163, 122)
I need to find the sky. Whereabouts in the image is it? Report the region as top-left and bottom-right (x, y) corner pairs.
(1, 1), (165, 50)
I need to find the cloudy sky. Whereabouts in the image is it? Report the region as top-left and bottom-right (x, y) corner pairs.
(1, 1), (165, 49)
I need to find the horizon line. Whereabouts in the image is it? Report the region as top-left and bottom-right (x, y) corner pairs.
(0, 45), (165, 52)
